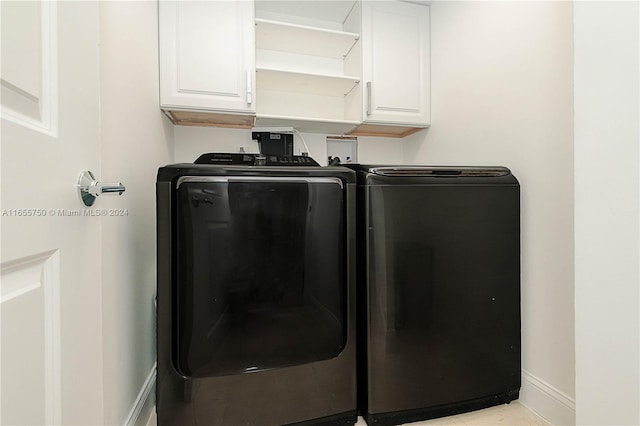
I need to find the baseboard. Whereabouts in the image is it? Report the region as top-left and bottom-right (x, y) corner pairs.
(519, 369), (576, 425)
(125, 362), (157, 426)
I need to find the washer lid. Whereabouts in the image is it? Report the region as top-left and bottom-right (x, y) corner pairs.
(367, 166), (511, 177)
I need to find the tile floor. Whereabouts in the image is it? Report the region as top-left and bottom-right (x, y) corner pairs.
(149, 402), (549, 425)
(354, 403), (549, 425)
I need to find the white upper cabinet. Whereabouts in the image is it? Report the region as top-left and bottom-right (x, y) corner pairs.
(159, 1), (256, 127)
(157, 0), (431, 137)
(358, 1), (430, 131)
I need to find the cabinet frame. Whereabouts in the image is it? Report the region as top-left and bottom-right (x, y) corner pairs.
(253, 1), (362, 133)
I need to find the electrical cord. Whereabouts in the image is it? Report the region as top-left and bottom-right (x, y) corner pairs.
(293, 128), (311, 157)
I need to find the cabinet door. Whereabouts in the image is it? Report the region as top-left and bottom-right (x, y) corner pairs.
(159, 1), (255, 114)
(362, 1), (430, 125)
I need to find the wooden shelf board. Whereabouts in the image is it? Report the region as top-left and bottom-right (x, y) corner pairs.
(165, 110), (255, 128)
(347, 123), (428, 138)
(256, 67), (359, 96)
(255, 114), (359, 134)
(254, 2), (358, 27)
(256, 18), (359, 59)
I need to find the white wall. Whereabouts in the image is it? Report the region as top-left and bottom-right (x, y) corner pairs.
(403, 2), (575, 423)
(173, 126), (405, 165)
(99, 2), (174, 424)
(574, 2), (640, 424)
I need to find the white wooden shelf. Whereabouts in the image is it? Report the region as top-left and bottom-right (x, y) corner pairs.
(256, 67), (360, 97)
(255, 1), (358, 28)
(255, 18), (359, 59)
(255, 114), (359, 134)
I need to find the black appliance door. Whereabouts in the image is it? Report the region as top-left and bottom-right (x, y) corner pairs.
(175, 176), (347, 378)
(365, 171), (520, 414)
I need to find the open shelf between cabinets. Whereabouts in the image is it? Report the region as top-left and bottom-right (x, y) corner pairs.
(255, 18), (360, 59)
(256, 67), (360, 97)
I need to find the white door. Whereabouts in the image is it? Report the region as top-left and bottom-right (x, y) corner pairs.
(1, 2), (104, 424)
(362, 1), (430, 126)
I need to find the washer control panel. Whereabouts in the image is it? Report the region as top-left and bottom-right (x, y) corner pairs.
(194, 153), (320, 167)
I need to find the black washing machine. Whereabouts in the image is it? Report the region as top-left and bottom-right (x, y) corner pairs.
(347, 165), (521, 426)
(156, 153), (357, 425)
